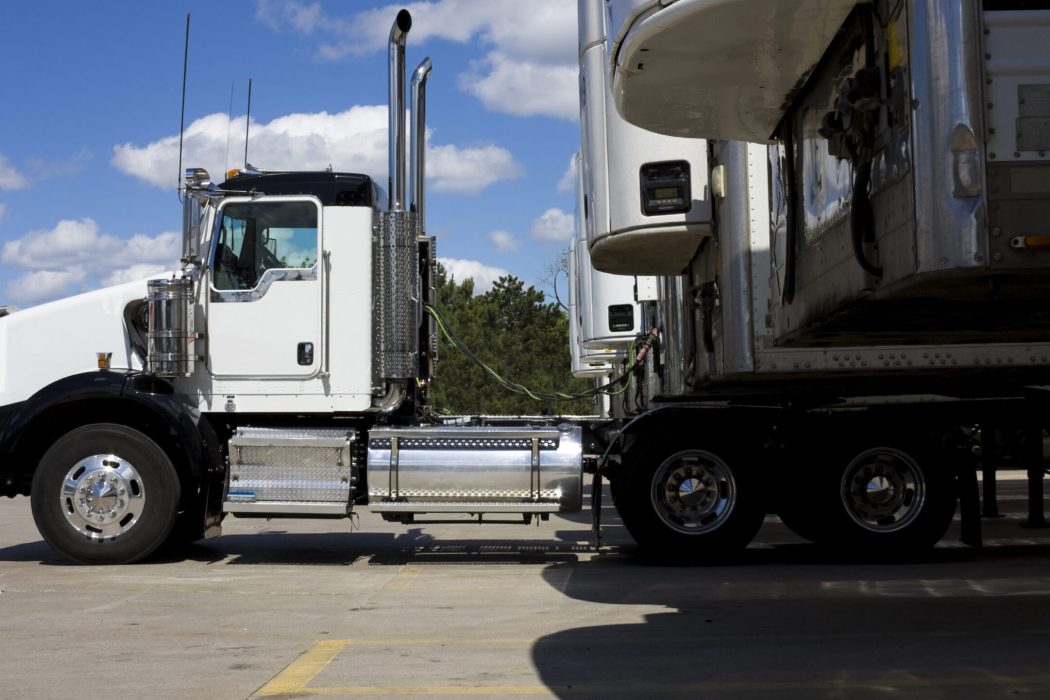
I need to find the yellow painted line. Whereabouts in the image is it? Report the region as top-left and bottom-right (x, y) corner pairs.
(274, 676), (1050, 696)
(289, 686), (552, 696)
(255, 639), (349, 697)
(386, 565), (423, 590)
(352, 638), (533, 646)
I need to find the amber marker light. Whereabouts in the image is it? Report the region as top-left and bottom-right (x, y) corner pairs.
(1011, 235), (1050, 249)
(96, 352), (112, 370)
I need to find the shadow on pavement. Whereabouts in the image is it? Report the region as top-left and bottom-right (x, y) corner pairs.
(530, 532), (1050, 698)
(176, 527), (594, 567)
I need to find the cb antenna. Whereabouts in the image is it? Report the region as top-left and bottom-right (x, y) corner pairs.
(244, 78), (253, 169)
(223, 81), (234, 176)
(177, 13), (190, 202)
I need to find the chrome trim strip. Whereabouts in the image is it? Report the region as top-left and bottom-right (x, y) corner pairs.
(209, 265), (317, 303)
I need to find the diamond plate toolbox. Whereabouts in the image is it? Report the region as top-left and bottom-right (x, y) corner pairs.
(227, 427), (356, 505)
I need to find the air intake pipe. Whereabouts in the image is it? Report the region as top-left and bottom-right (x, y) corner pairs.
(410, 57), (432, 228)
(373, 8), (420, 402)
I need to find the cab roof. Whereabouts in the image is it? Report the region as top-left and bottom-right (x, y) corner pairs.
(218, 171), (378, 208)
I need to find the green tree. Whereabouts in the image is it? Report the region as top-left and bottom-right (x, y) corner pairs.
(430, 265), (595, 415)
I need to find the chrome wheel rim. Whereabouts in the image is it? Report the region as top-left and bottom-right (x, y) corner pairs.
(650, 450), (737, 535)
(840, 447), (926, 533)
(60, 454), (146, 540)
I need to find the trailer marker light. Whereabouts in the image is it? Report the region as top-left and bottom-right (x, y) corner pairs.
(96, 353), (112, 370)
(1010, 235), (1050, 249)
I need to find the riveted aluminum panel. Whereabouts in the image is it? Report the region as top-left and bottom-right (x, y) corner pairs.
(983, 10), (1050, 161)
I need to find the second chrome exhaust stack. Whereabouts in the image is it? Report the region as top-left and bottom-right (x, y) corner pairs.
(410, 57), (432, 229)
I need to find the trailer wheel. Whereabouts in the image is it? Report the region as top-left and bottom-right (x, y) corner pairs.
(828, 442), (956, 552)
(614, 443), (763, 561)
(30, 424), (181, 564)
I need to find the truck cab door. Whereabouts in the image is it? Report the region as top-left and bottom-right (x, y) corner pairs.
(205, 196), (323, 378)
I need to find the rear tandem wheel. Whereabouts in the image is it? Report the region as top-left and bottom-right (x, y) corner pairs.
(777, 433), (957, 553)
(612, 439), (764, 562)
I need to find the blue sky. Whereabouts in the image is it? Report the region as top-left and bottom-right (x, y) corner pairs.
(0, 0), (580, 306)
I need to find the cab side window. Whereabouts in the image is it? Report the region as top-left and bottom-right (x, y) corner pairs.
(212, 201), (318, 290)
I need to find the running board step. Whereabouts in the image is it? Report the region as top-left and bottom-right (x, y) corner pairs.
(224, 502), (349, 517)
(367, 501), (562, 514)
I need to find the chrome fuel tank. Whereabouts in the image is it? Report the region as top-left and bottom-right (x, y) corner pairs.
(366, 425), (584, 514)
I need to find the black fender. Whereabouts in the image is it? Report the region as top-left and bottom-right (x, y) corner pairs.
(0, 371), (224, 537)
(603, 403), (777, 454)
(590, 403), (783, 539)
(599, 403), (786, 485)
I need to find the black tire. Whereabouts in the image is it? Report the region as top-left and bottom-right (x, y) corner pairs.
(820, 438), (957, 553)
(612, 439), (764, 562)
(30, 424), (181, 564)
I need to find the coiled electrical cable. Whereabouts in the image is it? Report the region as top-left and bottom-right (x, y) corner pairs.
(424, 303), (656, 402)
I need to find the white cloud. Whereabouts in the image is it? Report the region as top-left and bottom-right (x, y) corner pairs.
(6, 268), (86, 304)
(101, 264), (170, 288)
(459, 54), (578, 121)
(111, 108), (520, 195)
(530, 208), (574, 242)
(489, 230), (519, 252)
(26, 148), (92, 180)
(258, 0), (578, 120)
(319, 1), (575, 62)
(428, 143), (522, 194)
(438, 257), (509, 294)
(256, 0), (326, 34)
(0, 154), (29, 191)
(2, 219), (180, 304)
(2, 219), (179, 272)
(557, 154), (576, 193)
(0, 203), (7, 222)
(0, 150), (90, 191)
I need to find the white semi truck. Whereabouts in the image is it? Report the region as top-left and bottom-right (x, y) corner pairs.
(574, 0), (1050, 556)
(0, 10), (596, 565)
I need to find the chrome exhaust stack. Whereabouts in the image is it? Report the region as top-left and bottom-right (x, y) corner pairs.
(410, 57), (432, 228)
(387, 9), (411, 211)
(373, 9), (419, 404)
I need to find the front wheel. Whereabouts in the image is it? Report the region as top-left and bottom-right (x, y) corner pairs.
(612, 443), (764, 562)
(31, 424), (181, 564)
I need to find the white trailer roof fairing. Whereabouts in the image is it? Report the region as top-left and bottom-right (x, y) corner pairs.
(608, 0), (864, 142)
(579, 0), (712, 276)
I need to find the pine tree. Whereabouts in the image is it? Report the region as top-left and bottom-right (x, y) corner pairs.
(430, 265), (594, 415)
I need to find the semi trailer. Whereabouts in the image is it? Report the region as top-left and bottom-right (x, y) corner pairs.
(573, 0), (1050, 556)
